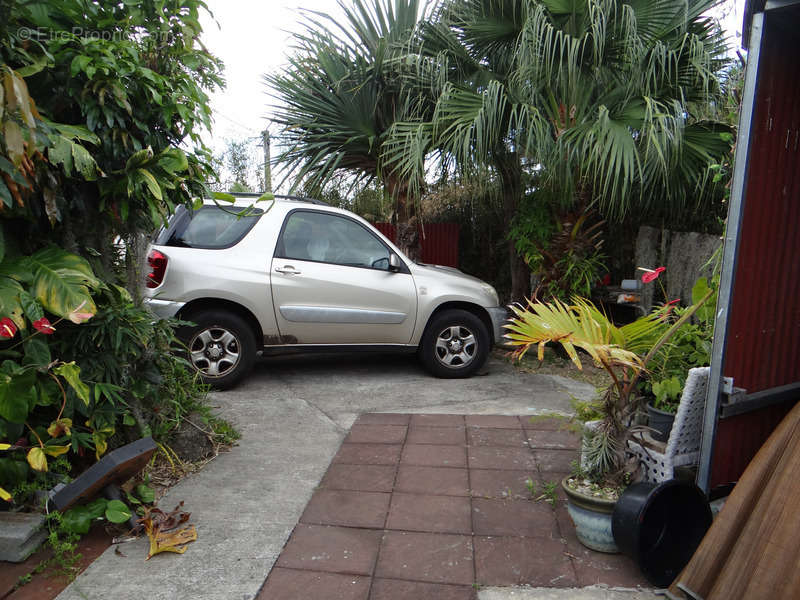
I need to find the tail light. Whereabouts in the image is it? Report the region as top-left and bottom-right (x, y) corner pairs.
(146, 250), (167, 288)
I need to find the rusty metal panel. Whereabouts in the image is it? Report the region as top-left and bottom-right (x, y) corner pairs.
(710, 19), (800, 486)
(723, 26), (800, 395)
(420, 223), (460, 268)
(711, 402), (794, 488)
(373, 222), (460, 268)
(373, 222), (396, 243)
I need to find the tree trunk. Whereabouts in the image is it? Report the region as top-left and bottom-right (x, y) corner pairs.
(386, 175), (421, 261)
(497, 153), (530, 303)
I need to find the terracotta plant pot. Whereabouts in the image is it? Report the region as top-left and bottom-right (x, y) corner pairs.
(561, 477), (619, 553)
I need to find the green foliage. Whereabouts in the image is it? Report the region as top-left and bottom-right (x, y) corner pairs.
(43, 512), (82, 581)
(644, 277), (717, 412)
(513, 201), (608, 301)
(651, 377), (683, 411)
(506, 281), (716, 484)
(0, 1), (232, 508)
(53, 286), (212, 441)
(268, 0), (427, 218)
(384, 0), (734, 227)
(0, 0), (223, 250)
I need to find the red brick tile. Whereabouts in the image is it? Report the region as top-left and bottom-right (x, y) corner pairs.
(533, 449), (578, 472)
(395, 465), (469, 496)
(520, 415), (571, 431)
(401, 444), (467, 468)
(410, 414), (465, 427)
(333, 443), (402, 466)
(465, 415), (521, 429)
(562, 525), (648, 588)
(474, 536), (577, 587)
(258, 568), (371, 600)
(407, 426), (466, 445)
(386, 493), (472, 534)
(526, 429), (580, 450)
(345, 424), (407, 444)
(369, 579), (475, 600)
(468, 446), (537, 470)
(467, 427), (527, 447)
(375, 531), (474, 585)
(300, 490), (390, 528)
(321, 464), (397, 493)
(469, 469), (538, 500)
(472, 498), (559, 538)
(539, 473), (570, 507)
(275, 524), (382, 575)
(354, 413), (411, 426)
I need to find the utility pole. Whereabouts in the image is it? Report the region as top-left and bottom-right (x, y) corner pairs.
(261, 129), (272, 193)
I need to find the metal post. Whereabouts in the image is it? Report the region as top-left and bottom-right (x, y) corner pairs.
(696, 12), (764, 493)
(262, 129), (272, 193)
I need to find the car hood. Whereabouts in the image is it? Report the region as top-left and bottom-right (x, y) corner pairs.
(409, 262), (499, 306)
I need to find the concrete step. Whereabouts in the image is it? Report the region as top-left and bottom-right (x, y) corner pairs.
(0, 512), (47, 563)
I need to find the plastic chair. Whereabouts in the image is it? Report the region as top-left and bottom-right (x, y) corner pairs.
(629, 367), (710, 483)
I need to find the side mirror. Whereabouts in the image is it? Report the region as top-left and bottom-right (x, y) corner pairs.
(389, 253), (403, 273)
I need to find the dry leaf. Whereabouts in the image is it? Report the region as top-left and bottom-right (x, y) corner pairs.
(138, 503), (197, 560)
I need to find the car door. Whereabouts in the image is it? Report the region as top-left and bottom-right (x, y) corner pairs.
(269, 209), (417, 345)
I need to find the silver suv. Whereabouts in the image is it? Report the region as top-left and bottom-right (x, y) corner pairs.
(144, 195), (506, 388)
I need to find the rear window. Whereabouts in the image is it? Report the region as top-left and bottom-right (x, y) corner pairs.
(154, 205), (263, 249)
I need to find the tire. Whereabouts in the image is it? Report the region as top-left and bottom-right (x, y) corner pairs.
(178, 310), (256, 389)
(419, 309), (490, 378)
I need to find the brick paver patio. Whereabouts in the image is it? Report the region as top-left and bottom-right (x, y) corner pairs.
(257, 414), (649, 599)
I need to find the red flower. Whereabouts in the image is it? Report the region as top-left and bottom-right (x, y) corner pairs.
(641, 267), (666, 284)
(0, 317), (17, 339)
(667, 298), (680, 305)
(33, 318), (56, 335)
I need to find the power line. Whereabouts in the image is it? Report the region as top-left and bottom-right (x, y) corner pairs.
(215, 110), (261, 135)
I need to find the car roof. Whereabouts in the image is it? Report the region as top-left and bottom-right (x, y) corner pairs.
(203, 193), (328, 208)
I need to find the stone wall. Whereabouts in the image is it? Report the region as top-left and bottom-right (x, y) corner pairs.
(635, 226), (722, 311)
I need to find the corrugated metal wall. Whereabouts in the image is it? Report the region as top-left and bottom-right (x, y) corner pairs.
(723, 26), (800, 394)
(374, 223), (460, 268)
(711, 18), (800, 487)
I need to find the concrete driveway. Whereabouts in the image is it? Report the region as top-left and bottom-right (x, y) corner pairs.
(56, 353), (604, 600)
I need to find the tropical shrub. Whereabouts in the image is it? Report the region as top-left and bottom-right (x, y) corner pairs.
(505, 285), (715, 485)
(512, 200), (607, 301)
(643, 277), (717, 412)
(0, 0), (229, 507)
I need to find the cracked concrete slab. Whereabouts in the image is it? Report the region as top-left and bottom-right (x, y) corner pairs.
(56, 353), (599, 600)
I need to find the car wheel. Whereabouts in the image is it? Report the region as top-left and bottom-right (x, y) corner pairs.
(179, 310), (256, 389)
(419, 309), (490, 378)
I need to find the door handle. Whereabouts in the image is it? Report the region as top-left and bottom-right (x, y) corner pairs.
(275, 265), (301, 275)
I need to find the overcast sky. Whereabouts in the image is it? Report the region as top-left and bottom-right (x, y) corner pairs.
(199, 0), (746, 185)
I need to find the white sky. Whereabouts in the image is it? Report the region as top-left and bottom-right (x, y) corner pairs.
(199, 1), (348, 147)
(199, 0), (746, 183)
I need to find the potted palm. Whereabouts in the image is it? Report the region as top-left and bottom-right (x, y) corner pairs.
(504, 287), (713, 552)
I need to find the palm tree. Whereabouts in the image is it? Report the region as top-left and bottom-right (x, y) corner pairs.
(505, 284), (714, 483)
(267, 0), (427, 255)
(384, 0), (731, 300)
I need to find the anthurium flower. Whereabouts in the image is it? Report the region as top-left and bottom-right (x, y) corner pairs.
(641, 266), (666, 283)
(33, 318), (56, 334)
(0, 317), (17, 339)
(67, 301), (94, 324)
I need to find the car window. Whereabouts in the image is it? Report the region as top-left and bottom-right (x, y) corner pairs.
(278, 211), (391, 270)
(157, 205), (263, 249)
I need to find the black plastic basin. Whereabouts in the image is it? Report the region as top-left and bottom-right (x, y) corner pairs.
(612, 480), (712, 587)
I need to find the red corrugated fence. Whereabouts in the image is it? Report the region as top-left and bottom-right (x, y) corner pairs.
(374, 222), (459, 268)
